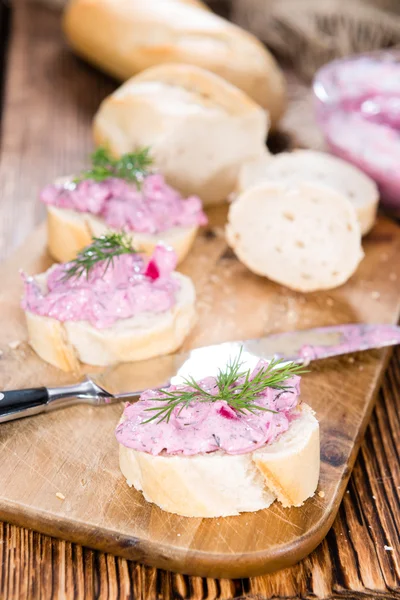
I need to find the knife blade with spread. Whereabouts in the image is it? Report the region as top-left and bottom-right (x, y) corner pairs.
(1, 323), (399, 423)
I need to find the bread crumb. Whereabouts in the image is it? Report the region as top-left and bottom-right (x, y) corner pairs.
(346, 490), (350, 494)
(8, 340), (21, 350)
(326, 298), (334, 307)
(372, 495), (376, 500)
(384, 545), (393, 551)
(177, 534), (181, 537)
(56, 492), (65, 500)
(80, 479), (86, 487)
(318, 490), (325, 498)
(380, 253), (389, 262)
(371, 291), (380, 300)
(348, 357), (355, 364)
(389, 272), (397, 282)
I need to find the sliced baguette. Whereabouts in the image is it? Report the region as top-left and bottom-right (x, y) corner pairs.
(47, 204), (198, 264)
(93, 63), (268, 206)
(226, 182), (363, 293)
(24, 270), (196, 371)
(238, 150), (379, 235)
(118, 403), (319, 518)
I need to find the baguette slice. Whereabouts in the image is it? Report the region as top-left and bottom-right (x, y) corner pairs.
(47, 204), (198, 264)
(93, 63), (268, 206)
(226, 182), (363, 293)
(119, 403), (319, 518)
(24, 270), (196, 371)
(238, 150), (379, 235)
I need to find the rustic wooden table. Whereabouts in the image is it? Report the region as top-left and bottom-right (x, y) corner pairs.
(0, 1), (399, 598)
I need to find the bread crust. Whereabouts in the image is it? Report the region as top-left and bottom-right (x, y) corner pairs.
(118, 403), (319, 518)
(238, 150), (379, 236)
(63, 0), (286, 125)
(24, 272), (197, 371)
(46, 205), (198, 264)
(93, 64), (268, 206)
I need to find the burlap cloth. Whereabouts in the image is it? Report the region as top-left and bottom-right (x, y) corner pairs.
(232, 0), (400, 80)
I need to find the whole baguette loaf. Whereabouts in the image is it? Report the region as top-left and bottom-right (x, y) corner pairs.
(24, 270), (196, 371)
(238, 150), (379, 235)
(226, 181), (363, 292)
(63, 0), (286, 126)
(93, 63), (269, 206)
(119, 403), (320, 518)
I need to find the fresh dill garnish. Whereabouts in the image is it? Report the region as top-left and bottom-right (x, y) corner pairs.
(74, 146), (153, 186)
(142, 349), (307, 424)
(62, 232), (135, 281)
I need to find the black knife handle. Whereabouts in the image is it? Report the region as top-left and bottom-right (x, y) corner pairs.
(0, 387), (49, 417)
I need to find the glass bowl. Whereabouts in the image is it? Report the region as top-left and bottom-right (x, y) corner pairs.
(313, 50), (400, 215)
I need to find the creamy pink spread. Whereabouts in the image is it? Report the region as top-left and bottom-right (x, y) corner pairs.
(21, 245), (180, 329)
(115, 363), (301, 456)
(313, 52), (400, 210)
(40, 174), (207, 233)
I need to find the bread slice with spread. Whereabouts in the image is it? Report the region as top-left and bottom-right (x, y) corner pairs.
(93, 64), (269, 206)
(41, 148), (207, 264)
(21, 237), (197, 371)
(116, 358), (320, 518)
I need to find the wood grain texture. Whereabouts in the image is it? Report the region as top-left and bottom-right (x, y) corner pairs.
(0, 0), (399, 597)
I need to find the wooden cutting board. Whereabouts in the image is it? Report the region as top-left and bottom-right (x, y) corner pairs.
(0, 208), (399, 579)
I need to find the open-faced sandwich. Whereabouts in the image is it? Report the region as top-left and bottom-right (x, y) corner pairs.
(21, 234), (197, 371)
(40, 147), (207, 264)
(116, 355), (320, 518)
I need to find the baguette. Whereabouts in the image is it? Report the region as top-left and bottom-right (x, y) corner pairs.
(24, 270), (196, 371)
(93, 64), (269, 206)
(226, 181), (363, 292)
(118, 403), (320, 518)
(63, 0), (286, 126)
(238, 150), (379, 235)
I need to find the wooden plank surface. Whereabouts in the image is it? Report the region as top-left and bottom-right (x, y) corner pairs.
(0, 0), (399, 598)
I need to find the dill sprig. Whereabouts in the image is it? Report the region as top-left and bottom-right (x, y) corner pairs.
(62, 233), (135, 281)
(74, 146), (153, 186)
(142, 350), (307, 424)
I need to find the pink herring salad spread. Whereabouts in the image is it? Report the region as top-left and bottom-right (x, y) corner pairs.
(40, 174), (208, 233)
(313, 51), (400, 211)
(115, 362), (301, 456)
(21, 245), (180, 329)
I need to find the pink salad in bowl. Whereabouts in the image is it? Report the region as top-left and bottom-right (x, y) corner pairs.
(313, 50), (400, 213)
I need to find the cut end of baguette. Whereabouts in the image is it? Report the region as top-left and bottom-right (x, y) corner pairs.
(92, 63), (268, 206)
(118, 403), (320, 518)
(24, 271), (197, 371)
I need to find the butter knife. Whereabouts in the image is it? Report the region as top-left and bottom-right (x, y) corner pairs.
(1, 323), (399, 423)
